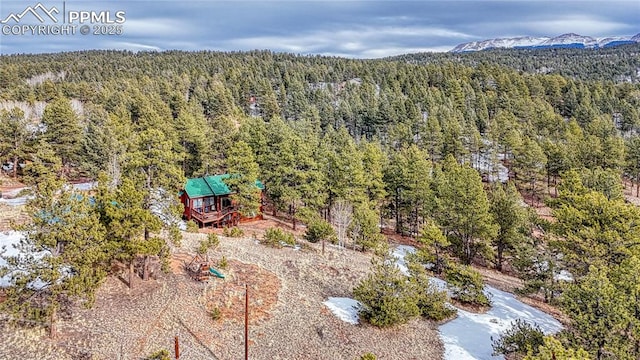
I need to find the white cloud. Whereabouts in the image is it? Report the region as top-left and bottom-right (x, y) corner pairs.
(123, 18), (193, 38)
(523, 15), (631, 36)
(102, 41), (162, 52)
(224, 25), (475, 57)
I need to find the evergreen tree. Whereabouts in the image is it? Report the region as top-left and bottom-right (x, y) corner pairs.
(552, 173), (640, 277)
(625, 136), (640, 196)
(22, 139), (62, 185)
(0, 108), (31, 178)
(41, 97), (83, 175)
(384, 145), (432, 236)
(94, 173), (162, 288)
(489, 182), (528, 271)
(0, 177), (108, 337)
(225, 141), (262, 217)
(122, 97), (184, 280)
(417, 222), (450, 274)
(561, 266), (628, 360)
(512, 136), (547, 205)
(434, 155), (497, 264)
(261, 118), (324, 229)
(353, 258), (420, 327)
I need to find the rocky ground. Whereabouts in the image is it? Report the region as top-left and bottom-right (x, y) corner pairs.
(0, 219), (444, 360)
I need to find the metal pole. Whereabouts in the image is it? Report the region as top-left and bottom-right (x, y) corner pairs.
(245, 283), (249, 360)
(175, 334), (180, 359)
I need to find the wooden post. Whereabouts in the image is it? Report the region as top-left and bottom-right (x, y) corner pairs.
(175, 335), (180, 359)
(245, 283), (249, 360)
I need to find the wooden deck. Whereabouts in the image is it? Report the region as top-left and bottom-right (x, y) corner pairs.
(191, 207), (240, 227)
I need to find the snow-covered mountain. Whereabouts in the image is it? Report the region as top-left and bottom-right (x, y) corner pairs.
(450, 33), (640, 52)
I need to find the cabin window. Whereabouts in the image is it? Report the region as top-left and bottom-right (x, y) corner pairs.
(204, 197), (215, 212)
(193, 198), (203, 211)
(222, 197), (231, 209)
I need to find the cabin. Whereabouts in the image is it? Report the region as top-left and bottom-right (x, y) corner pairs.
(180, 174), (265, 228)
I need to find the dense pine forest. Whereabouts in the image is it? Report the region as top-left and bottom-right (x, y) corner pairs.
(1, 48), (640, 359)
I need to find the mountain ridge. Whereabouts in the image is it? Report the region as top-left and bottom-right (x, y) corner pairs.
(451, 32), (640, 52)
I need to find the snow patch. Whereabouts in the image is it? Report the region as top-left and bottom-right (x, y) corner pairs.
(451, 32), (640, 52)
(0, 182), (96, 207)
(324, 297), (361, 325)
(554, 269), (574, 282)
(0, 231), (27, 287)
(391, 245), (416, 275)
(391, 245), (563, 359)
(70, 182), (97, 191)
(0, 196), (31, 206)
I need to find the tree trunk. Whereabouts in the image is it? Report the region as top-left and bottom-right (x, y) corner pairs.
(143, 256), (150, 281)
(496, 245), (504, 272)
(464, 239), (472, 265)
(395, 191), (400, 233)
(49, 307), (57, 339)
(129, 261), (134, 289)
(12, 156), (18, 178)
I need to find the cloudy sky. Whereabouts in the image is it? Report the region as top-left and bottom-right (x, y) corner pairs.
(0, 0), (638, 57)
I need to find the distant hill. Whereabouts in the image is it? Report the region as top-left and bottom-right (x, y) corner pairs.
(450, 33), (640, 52)
(387, 43), (640, 83)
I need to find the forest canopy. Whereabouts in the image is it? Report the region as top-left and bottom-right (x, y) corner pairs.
(1, 47), (640, 357)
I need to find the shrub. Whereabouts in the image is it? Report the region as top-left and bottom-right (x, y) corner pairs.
(197, 233), (219, 254)
(492, 319), (545, 357)
(223, 226), (244, 238)
(185, 220), (199, 233)
(145, 349), (170, 360)
(359, 353), (377, 360)
(262, 228), (296, 248)
(444, 264), (491, 307)
(304, 218), (336, 244)
(218, 255), (228, 270)
(522, 336), (590, 360)
(353, 258), (420, 327)
(210, 307), (222, 321)
(408, 262), (456, 321)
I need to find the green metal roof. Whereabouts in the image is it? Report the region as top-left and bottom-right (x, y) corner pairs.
(184, 174), (264, 198)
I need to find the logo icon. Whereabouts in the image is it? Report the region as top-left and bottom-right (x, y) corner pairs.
(0, 3), (59, 24)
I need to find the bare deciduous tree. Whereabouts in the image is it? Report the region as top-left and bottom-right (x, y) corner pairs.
(331, 200), (352, 248)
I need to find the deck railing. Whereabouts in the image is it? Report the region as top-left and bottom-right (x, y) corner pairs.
(191, 206), (237, 223)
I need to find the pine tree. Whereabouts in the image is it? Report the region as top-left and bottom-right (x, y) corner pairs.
(122, 96), (185, 281)
(22, 139), (62, 184)
(434, 155), (498, 264)
(41, 97), (83, 175)
(489, 182), (528, 271)
(322, 126), (368, 211)
(360, 140), (387, 209)
(417, 222), (450, 274)
(353, 258), (420, 327)
(625, 136), (640, 196)
(0, 176), (108, 337)
(384, 145), (432, 236)
(261, 118), (324, 229)
(561, 266), (628, 360)
(225, 141), (262, 217)
(94, 173), (162, 289)
(350, 202), (385, 252)
(0, 108), (31, 178)
(512, 136), (546, 205)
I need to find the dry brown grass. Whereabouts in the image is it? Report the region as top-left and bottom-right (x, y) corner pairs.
(0, 221), (444, 360)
